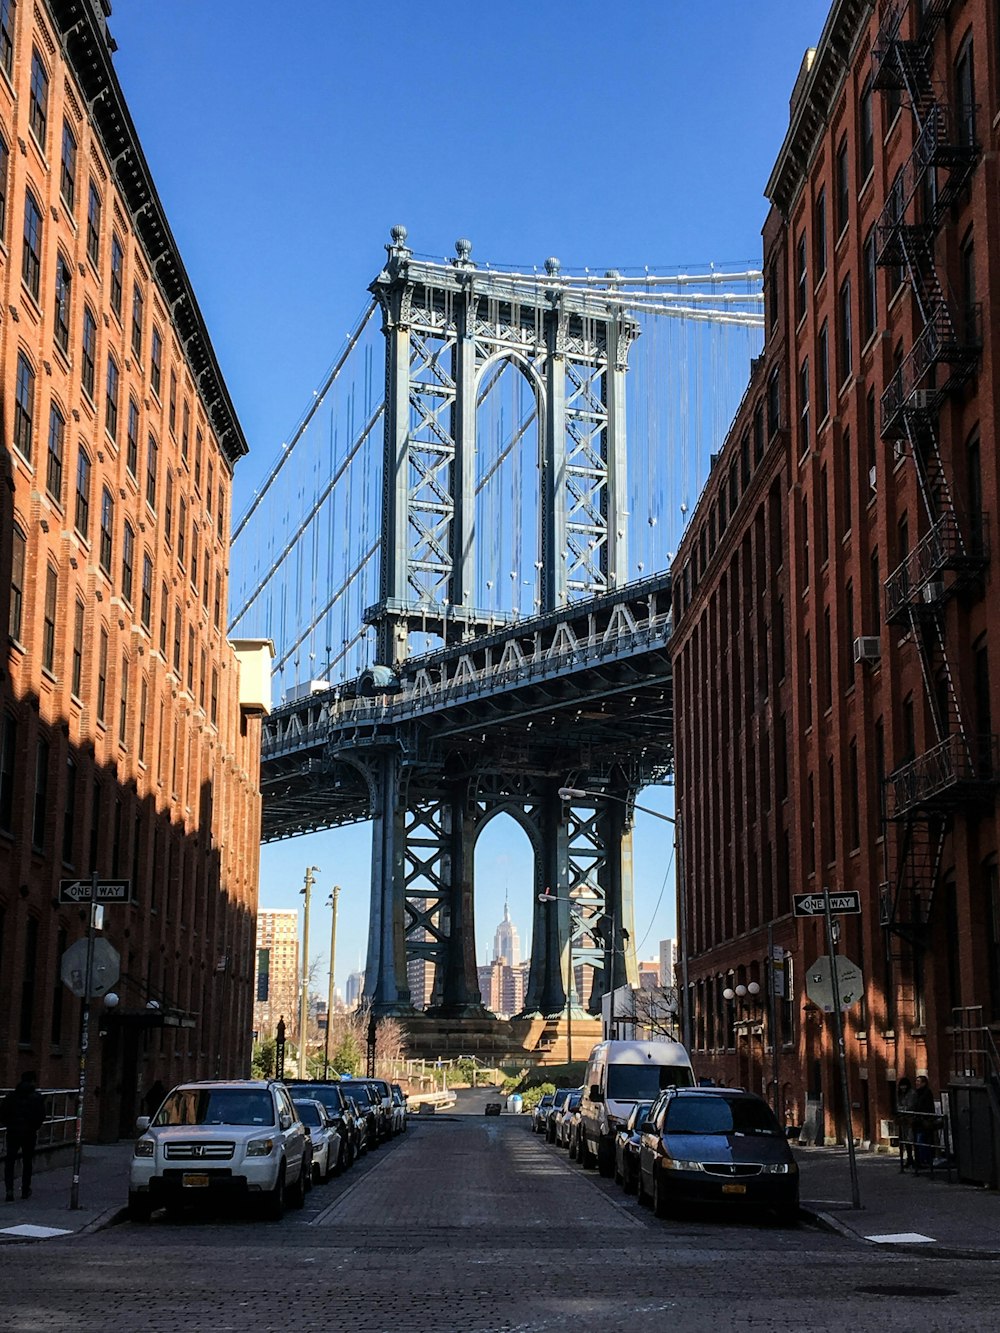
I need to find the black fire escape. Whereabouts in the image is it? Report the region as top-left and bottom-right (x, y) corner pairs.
(872, 1), (997, 945)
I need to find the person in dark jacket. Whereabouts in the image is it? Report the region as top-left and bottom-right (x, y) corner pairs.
(2, 1072), (46, 1201)
(912, 1074), (936, 1169)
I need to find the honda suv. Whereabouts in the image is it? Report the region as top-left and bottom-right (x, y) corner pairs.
(128, 1079), (308, 1221)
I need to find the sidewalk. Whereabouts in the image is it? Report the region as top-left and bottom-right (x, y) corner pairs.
(0, 1143), (131, 1244)
(795, 1144), (1000, 1258)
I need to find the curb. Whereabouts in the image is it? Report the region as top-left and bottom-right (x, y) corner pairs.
(800, 1202), (1000, 1261)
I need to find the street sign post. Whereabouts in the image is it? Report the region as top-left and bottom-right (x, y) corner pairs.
(820, 889), (861, 1210)
(793, 890), (861, 917)
(59, 878), (132, 905)
(804, 954), (864, 1012)
(60, 937), (121, 999)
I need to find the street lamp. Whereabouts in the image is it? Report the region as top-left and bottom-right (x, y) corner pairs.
(299, 866), (320, 1077)
(323, 884), (342, 1080)
(557, 785), (691, 1051)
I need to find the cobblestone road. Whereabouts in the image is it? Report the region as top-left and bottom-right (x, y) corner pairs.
(0, 1116), (997, 1332)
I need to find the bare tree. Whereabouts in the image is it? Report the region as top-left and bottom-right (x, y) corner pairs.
(609, 985), (680, 1041)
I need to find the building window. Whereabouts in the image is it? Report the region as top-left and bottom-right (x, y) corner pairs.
(210, 667), (218, 726)
(818, 465), (830, 563)
(146, 434), (158, 510)
(99, 486), (114, 574)
(870, 547), (881, 634)
(42, 564), (57, 672)
(859, 76), (874, 180)
(202, 550), (210, 607)
(207, 463), (215, 516)
(837, 132), (853, 229)
(126, 398), (139, 476)
(795, 232), (807, 322)
(199, 649), (206, 710)
(159, 583), (168, 656)
(13, 352), (35, 462)
(18, 915), (39, 1045)
(32, 738), (48, 850)
(86, 181), (102, 268)
(862, 228), (877, 340)
(119, 655), (129, 747)
(767, 369), (780, 437)
(75, 447), (91, 538)
(105, 355), (119, 441)
(191, 524), (199, 589)
(195, 429), (203, 492)
(110, 233), (124, 317)
(213, 572), (221, 630)
(164, 471), (173, 544)
(178, 495), (187, 566)
(10, 524), (25, 641)
(805, 773), (815, 873)
(173, 605), (182, 673)
(131, 283), (143, 359)
(169, 371), (177, 434)
(0, 712), (15, 832)
(150, 327), (162, 397)
(72, 597), (84, 697)
(837, 277), (852, 385)
(138, 677), (148, 761)
(54, 254), (72, 353)
(29, 48), (48, 147)
(955, 34), (976, 149)
(97, 629), (108, 724)
(960, 228), (976, 341)
(798, 357), (810, 456)
(0, 132), (8, 237)
(141, 554), (153, 630)
(121, 521), (135, 604)
(0, 0), (13, 78)
(46, 402), (65, 501)
(817, 322), (829, 423)
(768, 259), (779, 331)
(217, 487), (225, 541)
(181, 400), (190, 462)
(60, 120), (77, 211)
(804, 632), (812, 727)
(81, 306), (97, 400)
(814, 188), (827, 282)
(187, 627), (195, 691)
(841, 427), (852, 536)
(22, 190), (42, 300)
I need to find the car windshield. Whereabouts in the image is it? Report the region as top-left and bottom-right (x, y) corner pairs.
(665, 1096), (783, 1137)
(566, 1093), (581, 1110)
(293, 1102), (324, 1127)
(153, 1089), (274, 1127)
(349, 1087), (374, 1108)
(628, 1101), (653, 1130)
(539, 1094), (554, 1107)
(553, 1089), (571, 1107)
(606, 1064), (694, 1100)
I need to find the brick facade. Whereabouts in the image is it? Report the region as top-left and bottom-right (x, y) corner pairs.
(671, 0), (999, 1146)
(0, 1), (263, 1139)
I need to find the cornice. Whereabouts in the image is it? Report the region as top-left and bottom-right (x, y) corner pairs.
(47, 1), (249, 469)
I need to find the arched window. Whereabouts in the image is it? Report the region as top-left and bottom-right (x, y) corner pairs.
(22, 190), (42, 299)
(9, 524), (26, 641)
(46, 401), (65, 501)
(13, 352), (34, 461)
(99, 486), (114, 573)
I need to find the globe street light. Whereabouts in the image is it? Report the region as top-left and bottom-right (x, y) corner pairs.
(557, 785), (691, 1051)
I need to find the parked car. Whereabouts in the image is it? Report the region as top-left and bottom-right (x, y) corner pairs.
(364, 1079), (395, 1141)
(292, 1098), (341, 1184)
(613, 1100), (653, 1193)
(637, 1087), (799, 1222)
(531, 1093), (555, 1133)
(344, 1082), (381, 1150)
(283, 1080), (359, 1172)
(578, 1038), (695, 1176)
(391, 1084), (408, 1134)
(128, 1079), (309, 1222)
(343, 1093), (369, 1156)
(563, 1092), (585, 1157)
(544, 1087), (574, 1143)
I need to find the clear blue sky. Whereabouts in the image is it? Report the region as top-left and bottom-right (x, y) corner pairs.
(110, 0), (831, 992)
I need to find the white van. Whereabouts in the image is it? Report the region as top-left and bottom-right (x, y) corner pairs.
(577, 1039), (695, 1176)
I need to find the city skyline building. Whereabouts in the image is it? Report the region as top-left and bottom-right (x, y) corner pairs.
(253, 909), (299, 1042)
(492, 895), (522, 967)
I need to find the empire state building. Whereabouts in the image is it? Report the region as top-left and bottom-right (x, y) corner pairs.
(493, 899), (521, 967)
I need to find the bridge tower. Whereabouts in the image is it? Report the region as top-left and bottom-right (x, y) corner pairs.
(361, 229), (642, 1020)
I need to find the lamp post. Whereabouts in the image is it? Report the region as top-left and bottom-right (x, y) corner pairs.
(323, 884), (341, 1080)
(558, 786), (691, 1051)
(299, 866), (319, 1077)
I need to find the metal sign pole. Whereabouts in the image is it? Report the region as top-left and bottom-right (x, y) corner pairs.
(823, 888), (861, 1210)
(69, 870), (98, 1210)
(767, 923), (781, 1121)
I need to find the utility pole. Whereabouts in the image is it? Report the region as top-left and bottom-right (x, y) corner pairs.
(299, 866), (319, 1078)
(324, 884), (341, 1079)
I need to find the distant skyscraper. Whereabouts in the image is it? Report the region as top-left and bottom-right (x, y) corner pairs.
(345, 970), (366, 1009)
(493, 896), (522, 967)
(659, 938), (678, 989)
(253, 911), (300, 1042)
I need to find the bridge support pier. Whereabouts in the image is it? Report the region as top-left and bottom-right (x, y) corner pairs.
(365, 750), (413, 1015)
(431, 783), (487, 1018)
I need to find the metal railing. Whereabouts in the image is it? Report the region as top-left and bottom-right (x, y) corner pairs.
(888, 733), (999, 817)
(0, 1087), (78, 1157)
(883, 511), (989, 622)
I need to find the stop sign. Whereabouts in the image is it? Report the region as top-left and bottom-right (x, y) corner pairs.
(60, 937), (121, 999)
(805, 954), (864, 1013)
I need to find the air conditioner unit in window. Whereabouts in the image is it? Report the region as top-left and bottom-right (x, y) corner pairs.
(854, 636), (881, 663)
(869, 466), (878, 490)
(908, 389), (933, 410)
(922, 580), (946, 603)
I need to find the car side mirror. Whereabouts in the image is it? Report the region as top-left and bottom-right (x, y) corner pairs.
(279, 1112), (292, 1130)
(135, 1116), (151, 1133)
(589, 1085), (603, 1102)
(303, 1125), (312, 1136)
(640, 1120), (655, 1133)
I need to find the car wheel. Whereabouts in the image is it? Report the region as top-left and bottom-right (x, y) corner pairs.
(597, 1136), (615, 1178)
(613, 1157), (623, 1186)
(128, 1191), (152, 1222)
(568, 1133), (578, 1161)
(289, 1160), (307, 1210)
(652, 1167), (671, 1220)
(636, 1166), (650, 1206)
(623, 1160), (637, 1195)
(263, 1165), (285, 1221)
(578, 1135), (593, 1169)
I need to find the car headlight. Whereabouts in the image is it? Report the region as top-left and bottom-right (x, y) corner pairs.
(664, 1158), (705, 1171)
(762, 1162), (796, 1174)
(133, 1138), (155, 1158)
(246, 1137), (275, 1157)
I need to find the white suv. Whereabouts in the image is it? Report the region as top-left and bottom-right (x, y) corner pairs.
(128, 1079), (308, 1221)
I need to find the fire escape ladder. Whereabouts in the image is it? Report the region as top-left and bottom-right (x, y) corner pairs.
(880, 812), (947, 940)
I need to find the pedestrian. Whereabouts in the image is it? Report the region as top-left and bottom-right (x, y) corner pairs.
(1, 1071), (46, 1201)
(913, 1074), (936, 1170)
(896, 1076), (917, 1169)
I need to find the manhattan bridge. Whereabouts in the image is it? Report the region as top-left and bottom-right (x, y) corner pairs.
(230, 228), (763, 1029)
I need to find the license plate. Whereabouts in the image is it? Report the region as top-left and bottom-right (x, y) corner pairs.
(722, 1183), (746, 1194)
(181, 1173), (210, 1188)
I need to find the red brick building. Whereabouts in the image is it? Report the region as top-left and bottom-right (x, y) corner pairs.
(0, 1), (266, 1138)
(672, 0), (999, 1158)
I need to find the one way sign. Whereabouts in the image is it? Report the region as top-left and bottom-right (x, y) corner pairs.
(59, 878), (133, 905)
(793, 890), (861, 918)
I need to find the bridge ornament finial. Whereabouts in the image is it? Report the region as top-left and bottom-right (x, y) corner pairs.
(387, 224), (412, 262)
(453, 237), (474, 268)
(544, 255), (561, 276)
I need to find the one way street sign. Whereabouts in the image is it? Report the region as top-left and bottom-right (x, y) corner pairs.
(59, 878), (133, 905)
(793, 890), (861, 918)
